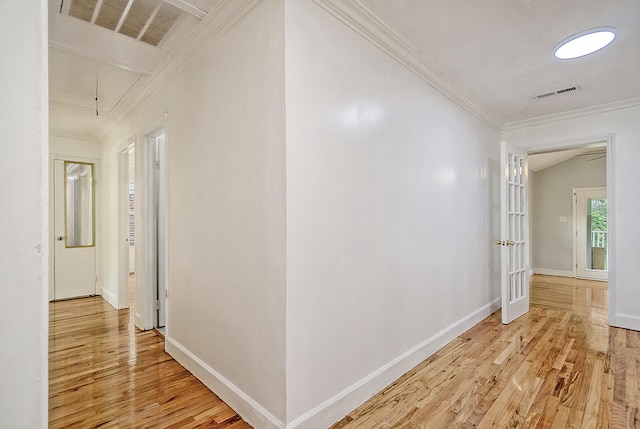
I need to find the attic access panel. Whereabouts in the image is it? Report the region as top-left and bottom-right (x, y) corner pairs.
(65, 0), (183, 47)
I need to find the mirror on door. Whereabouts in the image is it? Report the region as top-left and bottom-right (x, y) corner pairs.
(65, 161), (95, 247)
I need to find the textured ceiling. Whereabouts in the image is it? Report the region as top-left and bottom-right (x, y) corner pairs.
(49, 0), (640, 139)
(49, 0), (220, 138)
(360, 0), (640, 125)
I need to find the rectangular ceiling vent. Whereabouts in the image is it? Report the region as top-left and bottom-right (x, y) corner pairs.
(534, 85), (581, 100)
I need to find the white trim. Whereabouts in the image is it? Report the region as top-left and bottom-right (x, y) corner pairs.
(605, 135), (616, 327)
(49, 129), (100, 142)
(311, 0), (497, 131)
(115, 0), (135, 33)
(167, 298), (500, 429)
(287, 298), (501, 429)
(612, 314), (640, 332)
(532, 268), (575, 278)
(98, 0), (261, 140)
(164, 0), (208, 19)
(165, 337), (285, 429)
(117, 144), (135, 310)
(49, 12), (166, 75)
(520, 133), (616, 327)
(101, 284), (118, 308)
(136, 117), (168, 330)
(502, 98), (640, 132)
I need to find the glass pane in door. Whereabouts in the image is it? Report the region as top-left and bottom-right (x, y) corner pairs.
(587, 197), (607, 271)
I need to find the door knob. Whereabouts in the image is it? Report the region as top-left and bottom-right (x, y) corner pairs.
(496, 240), (516, 246)
(56, 236), (64, 241)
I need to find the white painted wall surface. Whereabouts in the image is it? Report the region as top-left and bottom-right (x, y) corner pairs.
(503, 107), (640, 331)
(0, 0), (48, 427)
(531, 155), (606, 274)
(100, 0), (287, 425)
(50, 135), (102, 159)
(285, 1), (501, 425)
(166, 0), (286, 421)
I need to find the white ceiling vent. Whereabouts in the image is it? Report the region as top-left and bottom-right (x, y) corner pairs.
(534, 85), (582, 100)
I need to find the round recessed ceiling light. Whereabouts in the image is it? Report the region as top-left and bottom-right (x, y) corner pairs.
(554, 27), (616, 60)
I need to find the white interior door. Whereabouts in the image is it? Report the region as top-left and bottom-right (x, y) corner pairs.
(498, 141), (529, 324)
(575, 188), (608, 281)
(54, 159), (96, 299)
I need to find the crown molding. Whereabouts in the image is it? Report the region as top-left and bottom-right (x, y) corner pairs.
(501, 97), (640, 132)
(311, 0), (499, 131)
(49, 128), (101, 143)
(97, 0), (261, 141)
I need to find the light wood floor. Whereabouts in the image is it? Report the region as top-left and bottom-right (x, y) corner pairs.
(50, 275), (639, 428)
(332, 275), (640, 428)
(49, 276), (252, 428)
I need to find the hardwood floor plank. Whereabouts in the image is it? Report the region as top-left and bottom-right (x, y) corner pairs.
(331, 275), (640, 429)
(49, 294), (252, 429)
(52, 275), (640, 428)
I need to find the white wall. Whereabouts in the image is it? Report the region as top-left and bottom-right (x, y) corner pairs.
(285, 1), (501, 425)
(503, 107), (640, 331)
(50, 135), (102, 159)
(100, 0), (287, 425)
(165, 0), (286, 423)
(531, 155), (606, 275)
(0, 0), (48, 427)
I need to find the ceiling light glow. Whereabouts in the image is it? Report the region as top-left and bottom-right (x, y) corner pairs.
(554, 28), (616, 60)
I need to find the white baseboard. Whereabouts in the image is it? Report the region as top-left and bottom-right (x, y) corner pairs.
(532, 268), (575, 278)
(612, 314), (640, 332)
(287, 297), (502, 429)
(166, 299), (501, 429)
(101, 287), (117, 309)
(165, 337), (284, 429)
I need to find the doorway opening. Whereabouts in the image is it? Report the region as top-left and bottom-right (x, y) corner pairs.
(143, 128), (167, 333)
(127, 147), (136, 307)
(118, 144), (136, 311)
(526, 138), (610, 321)
(53, 158), (97, 300)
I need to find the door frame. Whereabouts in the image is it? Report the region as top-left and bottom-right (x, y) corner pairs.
(135, 116), (169, 331)
(117, 143), (135, 309)
(49, 153), (101, 301)
(522, 133), (615, 326)
(573, 187), (607, 281)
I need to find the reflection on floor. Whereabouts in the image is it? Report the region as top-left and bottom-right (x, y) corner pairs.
(530, 274), (608, 320)
(331, 275), (640, 428)
(49, 273), (252, 428)
(50, 274), (638, 429)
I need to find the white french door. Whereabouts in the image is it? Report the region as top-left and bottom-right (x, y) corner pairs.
(575, 188), (607, 281)
(498, 141), (529, 324)
(53, 159), (96, 299)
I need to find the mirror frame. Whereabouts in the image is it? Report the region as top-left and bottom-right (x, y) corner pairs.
(64, 161), (95, 248)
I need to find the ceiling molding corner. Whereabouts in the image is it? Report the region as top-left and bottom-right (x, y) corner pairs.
(49, 128), (101, 143)
(501, 97), (640, 132)
(311, 0), (499, 131)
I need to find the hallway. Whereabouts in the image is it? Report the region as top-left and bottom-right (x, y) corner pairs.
(48, 296), (252, 428)
(332, 276), (638, 428)
(49, 276), (639, 428)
